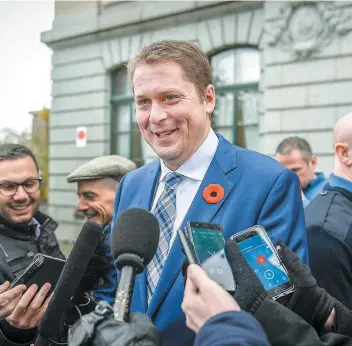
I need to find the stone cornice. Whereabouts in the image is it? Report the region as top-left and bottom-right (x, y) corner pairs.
(42, 1), (262, 50)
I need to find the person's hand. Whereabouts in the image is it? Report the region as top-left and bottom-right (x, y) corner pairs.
(6, 283), (53, 329)
(277, 240), (335, 334)
(69, 301), (160, 346)
(181, 264), (240, 333)
(225, 239), (268, 313)
(0, 281), (26, 319)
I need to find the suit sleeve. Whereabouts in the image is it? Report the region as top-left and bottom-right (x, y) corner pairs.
(93, 175), (126, 304)
(195, 311), (270, 346)
(257, 169), (308, 264)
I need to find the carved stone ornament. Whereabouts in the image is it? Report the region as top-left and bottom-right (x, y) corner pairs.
(265, 2), (352, 59)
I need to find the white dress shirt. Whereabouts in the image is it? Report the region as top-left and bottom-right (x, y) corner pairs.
(151, 128), (219, 250)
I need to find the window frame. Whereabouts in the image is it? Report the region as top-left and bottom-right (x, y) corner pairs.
(109, 68), (135, 159)
(209, 46), (260, 147)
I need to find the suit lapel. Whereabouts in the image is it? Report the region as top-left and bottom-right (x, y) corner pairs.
(135, 161), (160, 312)
(147, 135), (237, 317)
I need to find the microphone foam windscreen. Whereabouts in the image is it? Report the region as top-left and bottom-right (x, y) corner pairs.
(110, 208), (160, 267)
(37, 220), (104, 338)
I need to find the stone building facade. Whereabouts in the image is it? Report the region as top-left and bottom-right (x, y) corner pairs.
(42, 1), (352, 241)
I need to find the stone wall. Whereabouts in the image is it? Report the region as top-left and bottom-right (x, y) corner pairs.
(261, 1), (352, 173)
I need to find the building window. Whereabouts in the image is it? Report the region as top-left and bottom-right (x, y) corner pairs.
(211, 47), (260, 150)
(111, 69), (144, 167)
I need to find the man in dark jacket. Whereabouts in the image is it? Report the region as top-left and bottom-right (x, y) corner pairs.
(275, 136), (328, 206)
(305, 113), (352, 309)
(0, 143), (65, 345)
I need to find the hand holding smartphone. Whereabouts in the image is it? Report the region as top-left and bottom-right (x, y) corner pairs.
(184, 222), (236, 293)
(231, 225), (294, 300)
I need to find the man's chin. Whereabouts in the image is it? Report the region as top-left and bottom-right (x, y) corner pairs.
(155, 148), (183, 166)
(1, 204), (38, 225)
(87, 216), (103, 224)
(6, 214), (33, 225)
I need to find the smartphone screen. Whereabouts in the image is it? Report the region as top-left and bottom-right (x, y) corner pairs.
(190, 227), (225, 263)
(187, 222), (236, 292)
(233, 226), (294, 298)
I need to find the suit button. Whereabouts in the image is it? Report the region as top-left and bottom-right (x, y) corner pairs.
(320, 190), (327, 195)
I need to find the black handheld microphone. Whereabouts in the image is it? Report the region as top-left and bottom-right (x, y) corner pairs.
(34, 221), (104, 346)
(110, 208), (160, 322)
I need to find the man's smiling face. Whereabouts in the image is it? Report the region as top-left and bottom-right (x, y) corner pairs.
(0, 157), (40, 224)
(133, 60), (215, 171)
(76, 178), (117, 225)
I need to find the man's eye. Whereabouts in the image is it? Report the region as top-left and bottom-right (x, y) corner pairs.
(24, 181), (35, 187)
(165, 95), (178, 101)
(1, 183), (16, 190)
(137, 99), (149, 106)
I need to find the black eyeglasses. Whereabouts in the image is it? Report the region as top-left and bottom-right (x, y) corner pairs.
(0, 178), (42, 197)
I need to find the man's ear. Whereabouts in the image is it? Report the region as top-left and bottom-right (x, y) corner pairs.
(335, 143), (352, 166)
(204, 84), (216, 117)
(310, 155), (317, 170)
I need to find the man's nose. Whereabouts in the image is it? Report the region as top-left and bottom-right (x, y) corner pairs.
(13, 185), (29, 200)
(77, 200), (88, 211)
(149, 104), (167, 124)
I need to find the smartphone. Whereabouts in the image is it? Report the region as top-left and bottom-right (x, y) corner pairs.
(231, 225), (294, 300)
(10, 253), (66, 296)
(177, 228), (200, 265)
(186, 221), (236, 292)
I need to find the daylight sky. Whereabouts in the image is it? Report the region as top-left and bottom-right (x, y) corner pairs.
(0, 0), (54, 133)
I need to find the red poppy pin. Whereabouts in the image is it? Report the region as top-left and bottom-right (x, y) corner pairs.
(203, 184), (225, 204)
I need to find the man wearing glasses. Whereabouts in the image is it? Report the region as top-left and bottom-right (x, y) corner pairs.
(0, 143), (64, 345)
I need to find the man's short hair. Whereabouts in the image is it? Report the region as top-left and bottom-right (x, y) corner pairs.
(0, 143), (39, 172)
(275, 136), (313, 163)
(126, 40), (212, 100)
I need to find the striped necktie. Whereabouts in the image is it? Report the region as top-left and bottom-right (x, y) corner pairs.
(146, 172), (184, 303)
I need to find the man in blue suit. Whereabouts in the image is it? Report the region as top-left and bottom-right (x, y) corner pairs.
(96, 40), (308, 346)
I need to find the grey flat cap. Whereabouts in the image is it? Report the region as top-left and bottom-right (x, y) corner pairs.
(67, 155), (137, 183)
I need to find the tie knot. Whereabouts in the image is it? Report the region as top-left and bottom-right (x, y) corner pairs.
(165, 172), (184, 190)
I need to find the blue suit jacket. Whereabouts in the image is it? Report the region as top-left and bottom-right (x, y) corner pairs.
(96, 134), (308, 346)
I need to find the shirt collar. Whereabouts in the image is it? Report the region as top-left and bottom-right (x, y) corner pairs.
(29, 218), (41, 238)
(329, 173), (352, 194)
(159, 128), (219, 182)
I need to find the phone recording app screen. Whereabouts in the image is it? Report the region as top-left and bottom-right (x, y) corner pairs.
(191, 228), (225, 263)
(237, 234), (289, 291)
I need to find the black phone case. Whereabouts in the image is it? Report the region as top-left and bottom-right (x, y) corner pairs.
(185, 222), (237, 293)
(231, 225), (294, 300)
(10, 254), (66, 294)
(177, 228), (200, 265)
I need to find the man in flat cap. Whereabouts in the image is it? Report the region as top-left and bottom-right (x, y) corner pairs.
(67, 155), (136, 302)
(67, 155), (136, 225)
